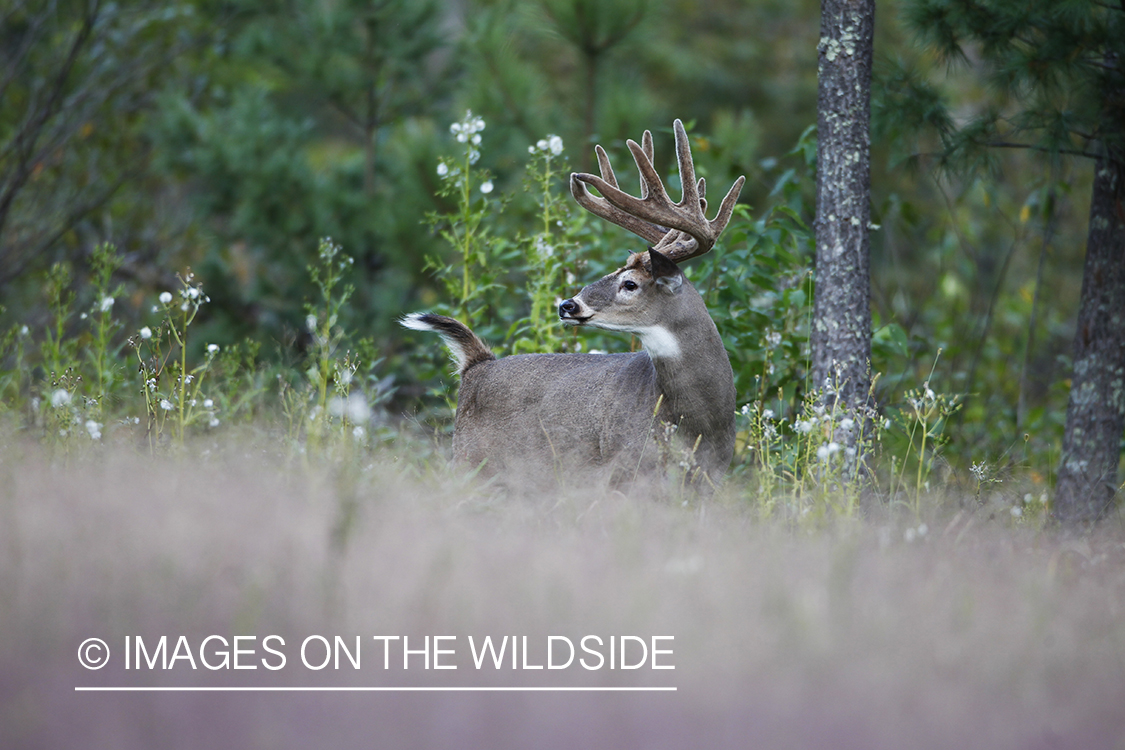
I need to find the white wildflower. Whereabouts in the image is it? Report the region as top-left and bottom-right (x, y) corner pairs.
(816, 445), (830, 460)
(203, 398), (213, 409)
(99, 296), (114, 312)
(480, 180), (494, 194)
(345, 392), (371, 423)
(763, 409), (774, 420)
(207, 343), (219, 354)
(85, 420), (102, 440)
(548, 134), (563, 155)
(160, 399), (173, 411)
(19, 325), (28, 336)
(536, 138), (548, 151)
(471, 133), (481, 146)
(437, 162), (449, 177)
(306, 314), (318, 333)
(209, 417), (220, 428)
(839, 418), (855, 431)
(140, 326), (152, 340)
(159, 292), (172, 304)
(353, 425), (366, 440)
(1011, 506), (1023, 518)
(50, 389), (71, 408)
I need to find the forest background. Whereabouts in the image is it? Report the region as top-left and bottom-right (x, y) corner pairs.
(0, 0), (1118, 512)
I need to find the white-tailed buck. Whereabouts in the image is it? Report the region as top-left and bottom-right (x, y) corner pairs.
(403, 119), (745, 490)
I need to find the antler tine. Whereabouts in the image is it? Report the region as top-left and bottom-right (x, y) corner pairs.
(672, 119), (701, 224)
(594, 145), (619, 190)
(639, 129), (653, 199)
(571, 118), (746, 263)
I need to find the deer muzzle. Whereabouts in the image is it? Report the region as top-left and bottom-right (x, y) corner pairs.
(558, 298), (590, 325)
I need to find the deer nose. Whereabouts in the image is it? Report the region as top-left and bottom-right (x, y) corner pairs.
(559, 299), (579, 318)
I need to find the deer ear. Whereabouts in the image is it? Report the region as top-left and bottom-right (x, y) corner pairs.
(648, 248), (683, 292)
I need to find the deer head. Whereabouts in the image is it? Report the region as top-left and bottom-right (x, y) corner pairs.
(560, 118), (745, 352)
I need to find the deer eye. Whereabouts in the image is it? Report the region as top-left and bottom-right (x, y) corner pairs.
(621, 280), (638, 292)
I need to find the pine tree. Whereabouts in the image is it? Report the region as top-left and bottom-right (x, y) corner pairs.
(899, 0), (1125, 524)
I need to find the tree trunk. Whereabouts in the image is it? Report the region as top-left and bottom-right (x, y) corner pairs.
(811, 0), (875, 430)
(1053, 156), (1125, 525)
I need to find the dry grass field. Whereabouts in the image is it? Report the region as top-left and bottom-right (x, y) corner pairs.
(2, 439), (1124, 749)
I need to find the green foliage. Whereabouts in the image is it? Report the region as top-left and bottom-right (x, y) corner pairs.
(509, 135), (585, 355)
(898, 0), (1124, 168)
(425, 111), (505, 327)
(0, 1), (195, 285)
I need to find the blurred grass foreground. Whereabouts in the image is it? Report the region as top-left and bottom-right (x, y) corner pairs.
(2, 437), (1124, 750)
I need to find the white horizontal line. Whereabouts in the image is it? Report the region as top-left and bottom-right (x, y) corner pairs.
(75, 686), (676, 693)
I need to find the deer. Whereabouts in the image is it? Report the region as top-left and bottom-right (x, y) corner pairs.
(402, 119), (745, 491)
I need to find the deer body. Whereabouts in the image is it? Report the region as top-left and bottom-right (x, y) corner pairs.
(404, 119), (744, 490)
(404, 250), (735, 487)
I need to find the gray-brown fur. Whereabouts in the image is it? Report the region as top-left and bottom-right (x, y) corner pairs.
(405, 249), (735, 491)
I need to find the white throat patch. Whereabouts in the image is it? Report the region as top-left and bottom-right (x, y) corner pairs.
(582, 320), (683, 359)
(638, 326), (682, 359)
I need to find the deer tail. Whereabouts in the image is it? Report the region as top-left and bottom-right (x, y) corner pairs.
(400, 312), (495, 375)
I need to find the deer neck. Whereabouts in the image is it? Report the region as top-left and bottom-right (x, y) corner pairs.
(644, 292), (735, 440)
